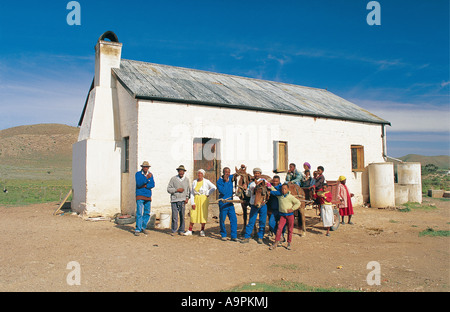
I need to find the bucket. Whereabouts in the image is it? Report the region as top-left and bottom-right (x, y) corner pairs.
(158, 213), (171, 229)
(146, 213), (156, 229)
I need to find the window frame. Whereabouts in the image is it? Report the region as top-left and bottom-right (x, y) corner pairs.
(123, 136), (130, 173)
(274, 141), (288, 173)
(351, 145), (365, 172)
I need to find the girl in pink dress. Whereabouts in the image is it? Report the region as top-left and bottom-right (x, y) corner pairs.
(338, 176), (354, 224)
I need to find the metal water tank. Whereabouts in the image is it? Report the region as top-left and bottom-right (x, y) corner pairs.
(368, 162), (395, 208)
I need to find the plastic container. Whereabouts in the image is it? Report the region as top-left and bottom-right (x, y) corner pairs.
(368, 162), (395, 208)
(397, 162), (422, 203)
(158, 213), (171, 229)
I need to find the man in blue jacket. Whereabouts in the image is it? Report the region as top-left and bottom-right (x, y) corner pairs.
(267, 176), (282, 234)
(268, 176), (286, 242)
(135, 161), (155, 236)
(216, 167), (238, 241)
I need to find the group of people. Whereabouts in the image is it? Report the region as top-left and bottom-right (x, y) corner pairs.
(285, 162), (354, 236)
(133, 161), (354, 250)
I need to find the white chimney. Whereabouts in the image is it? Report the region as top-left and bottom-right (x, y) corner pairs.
(79, 31), (122, 141)
(94, 31), (122, 88)
(72, 31), (123, 218)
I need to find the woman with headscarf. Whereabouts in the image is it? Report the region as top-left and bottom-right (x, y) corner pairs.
(338, 176), (354, 224)
(303, 162), (311, 173)
(184, 169), (217, 236)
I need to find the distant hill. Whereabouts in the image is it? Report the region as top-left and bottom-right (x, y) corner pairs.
(398, 154), (450, 169)
(0, 124), (79, 180)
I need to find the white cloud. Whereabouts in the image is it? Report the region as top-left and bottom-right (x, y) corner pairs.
(374, 108), (450, 132)
(387, 132), (450, 142)
(387, 145), (450, 157)
(441, 81), (450, 88)
(293, 48), (408, 70)
(353, 99), (450, 132)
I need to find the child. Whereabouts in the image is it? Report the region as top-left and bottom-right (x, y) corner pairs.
(317, 183), (333, 236)
(310, 171), (317, 187)
(338, 176), (354, 224)
(300, 170), (312, 187)
(311, 166), (325, 207)
(314, 166), (326, 191)
(269, 184), (301, 250)
(302, 162), (311, 175)
(267, 175), (286, 239)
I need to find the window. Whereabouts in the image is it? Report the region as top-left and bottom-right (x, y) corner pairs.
(123, 136), (129, 173)
(351, 145), (364, 171)
(274, 141), (288, 173)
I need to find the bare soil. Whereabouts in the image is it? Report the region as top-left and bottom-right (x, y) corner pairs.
(0, 199), (449, 292)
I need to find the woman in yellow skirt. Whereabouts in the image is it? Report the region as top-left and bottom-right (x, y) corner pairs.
(184, 169), (217, 236)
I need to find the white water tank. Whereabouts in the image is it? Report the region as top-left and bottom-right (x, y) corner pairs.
(395, 184), (409, 206)
(368, 162), (395, 208)
(397, 162), (422, 203)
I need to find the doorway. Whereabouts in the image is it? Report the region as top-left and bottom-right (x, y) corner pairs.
(193, 138), (221, 201)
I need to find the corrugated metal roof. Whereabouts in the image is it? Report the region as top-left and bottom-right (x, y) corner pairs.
(112, 59), (390, 125)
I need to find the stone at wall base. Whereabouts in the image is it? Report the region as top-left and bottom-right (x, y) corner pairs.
(428, 189), (444, 198)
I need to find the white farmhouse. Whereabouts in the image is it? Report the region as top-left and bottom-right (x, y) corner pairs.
(72, 31), (391, 217)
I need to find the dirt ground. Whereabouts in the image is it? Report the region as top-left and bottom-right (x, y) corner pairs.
(0, 198), (449, 292)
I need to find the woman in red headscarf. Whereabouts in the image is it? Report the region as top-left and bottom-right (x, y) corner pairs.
(338, 176), (354, 224)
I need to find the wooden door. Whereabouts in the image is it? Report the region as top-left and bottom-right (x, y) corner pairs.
(193, 138), (220, 201)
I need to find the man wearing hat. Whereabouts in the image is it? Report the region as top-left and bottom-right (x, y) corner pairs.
(167, 165), (191, 235)
(241, 168), (270, 244)
(135, 161), (155, 236)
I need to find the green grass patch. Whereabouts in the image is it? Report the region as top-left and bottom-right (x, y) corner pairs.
(419, 227), (450, 237)
(398, 202), (437, 212)
(422, 172), (450, 194)
(223, 280), (357, 292)
(0, 179), (72, 206)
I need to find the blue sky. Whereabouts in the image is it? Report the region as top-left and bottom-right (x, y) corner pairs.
(0, 0), (448, 157)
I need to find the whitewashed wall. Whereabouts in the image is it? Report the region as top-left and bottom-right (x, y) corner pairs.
(72, 138), (122, 217)
(133, 99), (385, 213)
(114, 80), (138, 215)
(72, 140), (87, 213)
